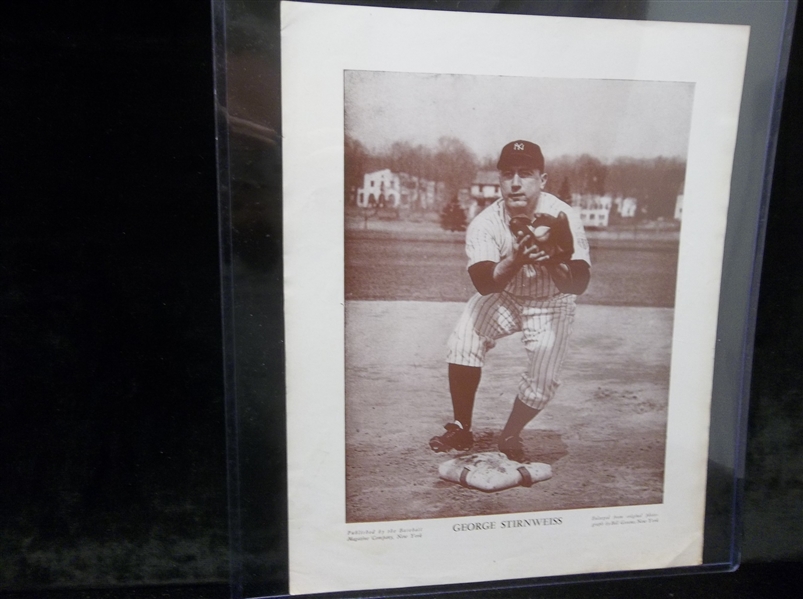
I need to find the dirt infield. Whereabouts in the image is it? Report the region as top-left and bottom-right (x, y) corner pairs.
(345, 301), (671, 523)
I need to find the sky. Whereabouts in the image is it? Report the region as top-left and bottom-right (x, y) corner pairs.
(345, 70), (695, 164)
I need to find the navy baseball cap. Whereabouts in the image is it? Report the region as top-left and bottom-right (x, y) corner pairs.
(497, 140), (545, 172)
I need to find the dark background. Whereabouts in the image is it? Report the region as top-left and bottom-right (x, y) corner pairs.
(1, 1), (801, 598)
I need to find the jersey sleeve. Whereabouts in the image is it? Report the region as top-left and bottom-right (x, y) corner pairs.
(566, 207), (591, 265)
(465, 216), (502, 266)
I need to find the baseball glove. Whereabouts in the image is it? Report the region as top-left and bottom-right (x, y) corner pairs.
(509, 211), (574, 262)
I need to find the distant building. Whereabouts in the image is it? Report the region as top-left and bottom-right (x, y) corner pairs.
(356, 169), (443, 209)
(356, 169), (400, 208)
(470, 170), (500, 200)
(614, 197), (638, 218)
(673, 181), (685, 221)
(573, 194), (612, 228)
(674, 193), (684, 220)
(400, 174), (443, 210)
(566, 194), (639, 227)
(466, 170), (501, 219)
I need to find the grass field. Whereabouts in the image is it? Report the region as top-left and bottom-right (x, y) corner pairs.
(345, 234), (678, 307)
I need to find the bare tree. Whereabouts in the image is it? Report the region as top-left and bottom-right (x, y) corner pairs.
(345, 135), (370, 204)
(433, 136), (478, 202)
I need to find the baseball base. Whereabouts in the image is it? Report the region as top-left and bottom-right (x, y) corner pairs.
(438, 452), (553, 492)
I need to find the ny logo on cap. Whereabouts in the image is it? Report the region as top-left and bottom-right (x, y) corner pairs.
(513, 142), (525, 151)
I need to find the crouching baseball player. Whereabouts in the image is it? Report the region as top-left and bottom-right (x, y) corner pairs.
(430, 139), (591, 462)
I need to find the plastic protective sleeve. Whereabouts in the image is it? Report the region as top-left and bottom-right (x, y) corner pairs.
(212, 1), (797, 597)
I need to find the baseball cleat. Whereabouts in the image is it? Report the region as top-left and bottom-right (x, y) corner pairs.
(429, 422), (473, 452)
(498, 435), (525, 462)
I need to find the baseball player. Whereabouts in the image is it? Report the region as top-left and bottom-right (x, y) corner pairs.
(430, 139), (591, 462)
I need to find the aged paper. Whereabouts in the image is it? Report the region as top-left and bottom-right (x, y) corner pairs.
(281, 1), (749, 594)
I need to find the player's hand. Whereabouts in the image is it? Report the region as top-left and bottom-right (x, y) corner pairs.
(512, 230), (550, 265)
(520, 244), (550, 265)
(492, 231), (548, 289)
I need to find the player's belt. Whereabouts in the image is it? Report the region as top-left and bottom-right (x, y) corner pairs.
(509, 292), (573, 303)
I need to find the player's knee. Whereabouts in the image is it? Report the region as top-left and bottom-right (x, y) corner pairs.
(447, 324), (495, 363)
(446, 330), (464, 357)
(447, 334), (487, 367)
(523, 330), (557, 353)
(519, 377), (559, 410)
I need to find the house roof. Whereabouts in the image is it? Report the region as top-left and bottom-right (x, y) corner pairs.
(472, 170), (499, 186)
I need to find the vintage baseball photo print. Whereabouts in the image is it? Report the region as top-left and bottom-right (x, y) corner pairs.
(344, 70), (691, 523)
(281, 1), (749, 594)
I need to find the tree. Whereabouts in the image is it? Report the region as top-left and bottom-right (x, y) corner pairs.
(478, 155), (498, 171)
(440, 196), (467, 231)
(558, 176), (571, 202)
(344, 135), (369, 204)
(433, 137), (478, 203)
(574, 154), (607, 196)
(345, 136), (480, 210)
(606, 156), (685, 218)
(388, 140), (415, 175)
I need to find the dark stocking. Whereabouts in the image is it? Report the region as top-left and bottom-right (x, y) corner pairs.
(501, 397), (541, 439)
(448, 363), (481, 430)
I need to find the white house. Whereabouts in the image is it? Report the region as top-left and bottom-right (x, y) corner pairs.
(573, 194), (612, 228)
(614, 197), (638, 218)
(356, 169), (445, 210)
(399, 174), (441, 210)
(674, 193), (684, 220)
(465, 171), (501, 220)
(470, 170), (500, 200)
(356, 169), (401, 208)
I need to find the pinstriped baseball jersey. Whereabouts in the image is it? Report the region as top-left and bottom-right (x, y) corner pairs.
(447, 191), (589, 409)
(465, 193), (590, 299)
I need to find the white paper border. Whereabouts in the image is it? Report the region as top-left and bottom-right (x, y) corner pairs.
(281, 2), (749, 594)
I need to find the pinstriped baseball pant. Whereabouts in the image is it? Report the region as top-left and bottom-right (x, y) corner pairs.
(446, 292), (576, 410)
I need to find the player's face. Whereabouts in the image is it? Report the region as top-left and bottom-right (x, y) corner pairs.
(499, 167), (546, 217)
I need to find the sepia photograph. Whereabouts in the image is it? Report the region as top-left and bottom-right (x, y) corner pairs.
(281, 2), (749, 592)
(344, 70), (693, 522)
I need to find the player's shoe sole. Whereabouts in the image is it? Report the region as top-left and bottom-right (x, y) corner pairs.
(429, 422), (473, 452)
